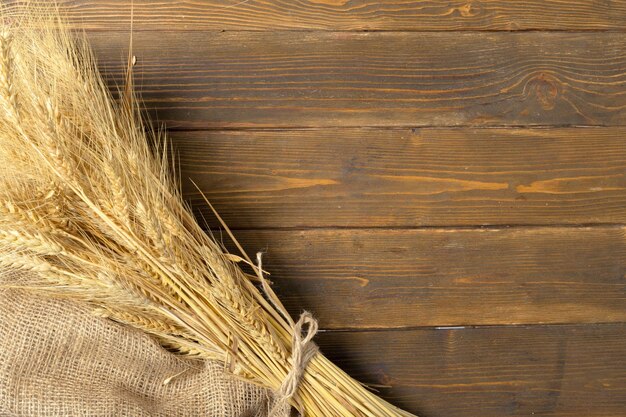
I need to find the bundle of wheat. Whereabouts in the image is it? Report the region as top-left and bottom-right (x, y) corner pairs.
(0, 6), (415, 417)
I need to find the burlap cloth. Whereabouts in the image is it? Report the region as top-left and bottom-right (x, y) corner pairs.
(0, 271), (288, 417)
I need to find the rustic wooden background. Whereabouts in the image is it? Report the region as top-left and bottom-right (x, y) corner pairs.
(48, 1), (626, 415)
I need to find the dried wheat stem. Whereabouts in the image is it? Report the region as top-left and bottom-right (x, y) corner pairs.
(0, 6), (416, 416)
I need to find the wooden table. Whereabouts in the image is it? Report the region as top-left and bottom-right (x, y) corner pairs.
(54, 1), (626, 415)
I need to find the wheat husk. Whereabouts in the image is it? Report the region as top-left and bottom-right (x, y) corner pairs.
(0, 5), (415, 417)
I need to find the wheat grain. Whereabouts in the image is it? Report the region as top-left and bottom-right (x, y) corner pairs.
(0, 5), (416, 417)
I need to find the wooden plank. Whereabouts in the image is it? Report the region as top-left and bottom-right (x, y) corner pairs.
(228, 227), (626, 328)
(176, 128), (626, 228)
(11, 0), (626, 31)
(87, 31), (626, 128)
(315, 324), (626, 416)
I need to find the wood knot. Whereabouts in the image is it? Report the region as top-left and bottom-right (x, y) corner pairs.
(376, 368), (394, 386)
(458, 1), (482, 17)
(527, 73), (561, 110)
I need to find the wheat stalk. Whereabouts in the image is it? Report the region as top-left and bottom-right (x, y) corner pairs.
(0, 5), (416, 417)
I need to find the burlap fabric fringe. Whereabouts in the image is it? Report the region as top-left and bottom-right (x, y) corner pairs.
(0, 270), (290, 417)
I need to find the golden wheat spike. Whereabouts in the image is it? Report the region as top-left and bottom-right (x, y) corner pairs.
(0, 5), (415, 416)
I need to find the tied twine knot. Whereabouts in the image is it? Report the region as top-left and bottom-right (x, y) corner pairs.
(277, 311), (319, 401)
(254, 253), (319, 415)
(270, 311), (319, 416)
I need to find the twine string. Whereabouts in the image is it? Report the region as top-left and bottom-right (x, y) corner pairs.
(255, 253), (319, 416)
(277, 311), (319, 402)
(269, 311), (319, 416)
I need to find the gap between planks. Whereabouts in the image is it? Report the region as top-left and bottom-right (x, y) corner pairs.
(199, 223), (626, 232)
(319, 321), (626, 333)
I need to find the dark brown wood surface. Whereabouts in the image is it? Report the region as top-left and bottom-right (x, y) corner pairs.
(53, 1), (626, 415)
(175, 128), (626, 228)
(88, 31), (626, 128)
(232, 226), (626, 328)
(15, 0), (626, 31)
(316, 324), (626, 416)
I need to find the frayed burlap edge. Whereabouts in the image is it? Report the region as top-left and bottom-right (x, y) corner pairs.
(0, 270), (289, 417)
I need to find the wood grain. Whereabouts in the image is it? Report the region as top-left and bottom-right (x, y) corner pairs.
(88, 31), (626, 128)
(229, 226), (626, 328)
(11, 0), (626, 31)
(315, 324), (626, 416)
(175, 128), (626, 228)
(6, 3), (624, 416)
